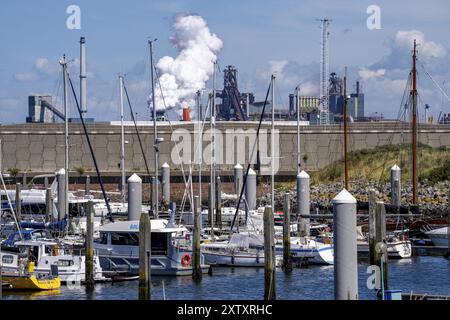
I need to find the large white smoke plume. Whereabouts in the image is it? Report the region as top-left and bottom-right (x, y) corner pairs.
(150, 14), (223, 115)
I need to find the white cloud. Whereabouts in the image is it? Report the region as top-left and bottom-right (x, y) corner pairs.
(266, 60), (289, 77)
(358, 68), (386, 81)
(373, 29), (448, 70)
(0, 97), (21, 108)
(394, 30), (446, 59)
(299, 82), (318, 96)
(34, 58), (56, 74)
(14, 73), (38, 82)
(14, 57), (59, 82)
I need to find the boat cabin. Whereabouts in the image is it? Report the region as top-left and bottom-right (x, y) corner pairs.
(96, 219), (187, 256)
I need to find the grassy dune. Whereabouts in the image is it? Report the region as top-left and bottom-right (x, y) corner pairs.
(310, 144), (450, 186)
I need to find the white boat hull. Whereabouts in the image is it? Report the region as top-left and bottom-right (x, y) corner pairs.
(357, 240), (412, 259)
(426, 227), (449, 247)
(202, 238), (334, 267)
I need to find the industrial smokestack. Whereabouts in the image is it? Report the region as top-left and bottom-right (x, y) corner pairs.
(80, 37), (87, 114)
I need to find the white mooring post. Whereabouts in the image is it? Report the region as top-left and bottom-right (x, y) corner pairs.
(297, 170), (310, 236)
(161, 163), (170, 207)
(332, 189), (358, 300)
(234, 163), (243, 195)
(246, 168), (257, 211)
(390, 165), (401, 208)
(128, 174), (142, 221)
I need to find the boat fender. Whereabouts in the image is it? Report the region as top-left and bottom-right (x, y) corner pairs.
(181, 253), (191, 267)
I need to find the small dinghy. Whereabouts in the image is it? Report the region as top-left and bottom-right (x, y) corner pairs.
(2, 262), (61, 291)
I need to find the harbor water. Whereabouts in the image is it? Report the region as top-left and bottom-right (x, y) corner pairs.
(2, 256), (449, 300)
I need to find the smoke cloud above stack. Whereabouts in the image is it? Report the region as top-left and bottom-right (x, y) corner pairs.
(150, 14), (223, 115)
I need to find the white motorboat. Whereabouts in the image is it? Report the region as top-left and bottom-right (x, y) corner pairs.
(94, 219), (209, 276)
(201, 233), (265, 267)
(286, 236), (334, 265)
(201, 233), (334, 267)
(356, 228), (412, 259)
(357, 239), (412, 259)
(1, 240), (106, 283)
(425, 226), (449, 247)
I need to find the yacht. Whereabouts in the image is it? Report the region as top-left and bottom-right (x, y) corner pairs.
(94, 219), (209, 276)
(425, 226), (449, 247)
(356, 228), (412, 259)
(1, 239), (106, 284)
(201, 232), (334, 267)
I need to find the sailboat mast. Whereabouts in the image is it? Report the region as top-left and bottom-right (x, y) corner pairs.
(119, 75), (126, 205)
(61, 55), (69, 220)
(271, 75), (275, 211)
(296, 85), (301, 173)
(343, 67), (349, 190)
(411, 39), (418, 205)
(197, 91), (202, 207)
(149, 39), (159, 218)
(210, 61), (216, 235)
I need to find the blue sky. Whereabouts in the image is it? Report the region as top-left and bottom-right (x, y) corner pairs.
(1, 0), (449, 123)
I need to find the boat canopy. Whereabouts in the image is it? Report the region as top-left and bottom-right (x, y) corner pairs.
(228, 233), (264, 249)
(99, 219), (187, 233)
(14, 240), (58, 247)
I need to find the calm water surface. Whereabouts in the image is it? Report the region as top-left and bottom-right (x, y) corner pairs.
(2, 256), (449, 300)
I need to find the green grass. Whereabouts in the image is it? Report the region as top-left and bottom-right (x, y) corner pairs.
(311, 144), (450, 186)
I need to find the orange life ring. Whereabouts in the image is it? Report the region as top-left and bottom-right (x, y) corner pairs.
(181, 253), (191, 267)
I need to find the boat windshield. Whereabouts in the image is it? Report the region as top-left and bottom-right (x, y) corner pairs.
(105, 232), (169, 255)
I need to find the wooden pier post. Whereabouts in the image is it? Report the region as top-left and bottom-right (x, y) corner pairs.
(85, 200), (95, 289)
(139, 212), (151, 300)
(15, 183), (21, 222)
(151, 176), (157, 218)
(264, 206), (276, 300)
(216, 176), (222, 230)
(22, 172), (27, 189)
(375, 202), (388, 294)
(368, 189), (377, 266)
(85, 175), (90, 196)
(447, 189), (450, 258)
(282, 193), (292, 272)
(56, 169), (66, 221)
(192, 195), (202, 281)
(208, 183), (215, 237)
(45, 188), (53, 223)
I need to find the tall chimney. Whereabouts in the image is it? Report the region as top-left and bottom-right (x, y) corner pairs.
(80, 37), (87, 114)
(356, 81), (360, 95)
